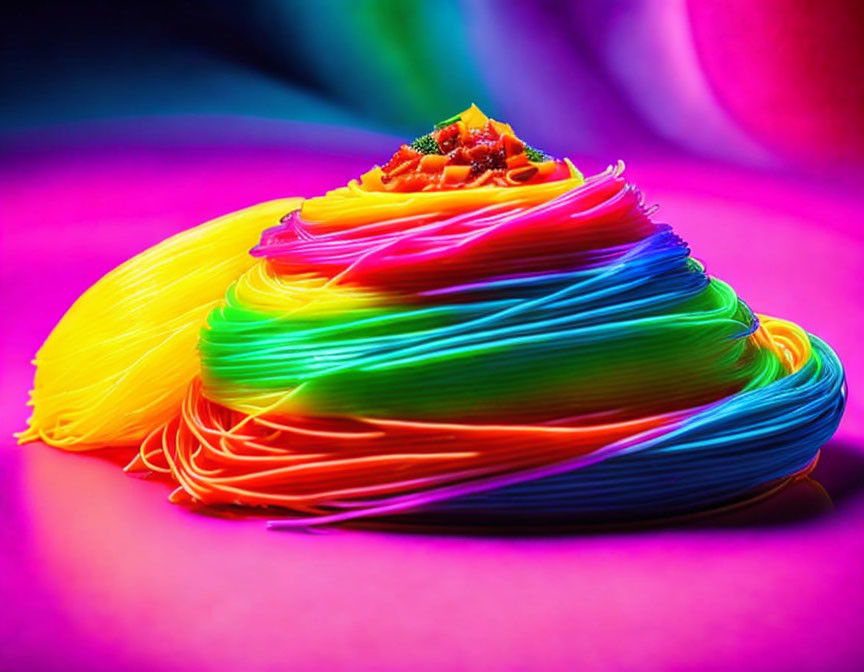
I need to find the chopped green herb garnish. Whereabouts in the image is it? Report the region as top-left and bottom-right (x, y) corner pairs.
(434, 113), (462, 130)
(410, 133), (441, 155)
(524, 144), (549, 162)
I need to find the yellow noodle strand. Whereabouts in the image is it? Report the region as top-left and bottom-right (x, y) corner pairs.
(18, 198), (302, 449)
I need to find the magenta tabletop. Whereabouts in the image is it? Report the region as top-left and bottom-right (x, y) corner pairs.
(2, 119), (863, 672)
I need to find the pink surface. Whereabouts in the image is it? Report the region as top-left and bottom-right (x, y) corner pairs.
(688, 0), (864, 165)
(2, 121), (863, 671)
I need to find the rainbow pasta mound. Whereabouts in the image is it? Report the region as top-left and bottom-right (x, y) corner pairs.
(20, 106), (846, 528)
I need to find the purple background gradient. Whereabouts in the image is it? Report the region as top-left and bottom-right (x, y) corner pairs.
(2, 2), (864, 670)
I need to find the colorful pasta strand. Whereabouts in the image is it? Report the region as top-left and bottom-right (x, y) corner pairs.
(19, 198), (301, 448)
(21, 107), (845, 528)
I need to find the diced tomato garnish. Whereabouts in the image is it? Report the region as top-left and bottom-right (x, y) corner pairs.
(419, 154), (449, 173)
(388, 157), (421, 178)
(447, 147), (471, 165)
(501, 134), (524, 158)
(506, 153), (530, 169)
(484, 120), (500, 141)
(374, 117), (566, 192)
(385, 173), (434, 192)
(442, 165), (472, 185)
(382, 145), (421, 173)
(437, 124), (461, 153)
